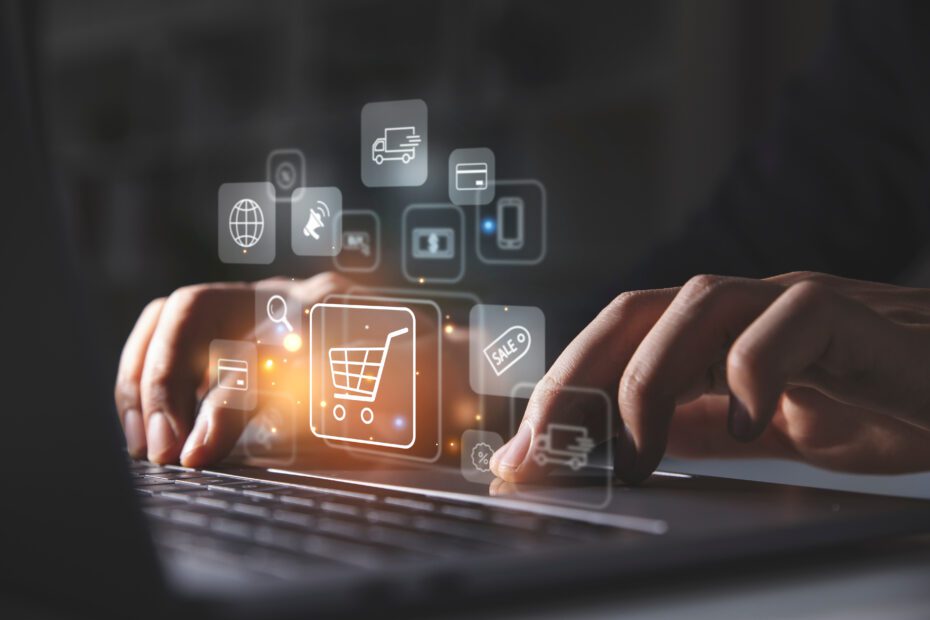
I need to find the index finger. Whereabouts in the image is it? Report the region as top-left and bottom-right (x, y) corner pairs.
(490, 288), (676, 482)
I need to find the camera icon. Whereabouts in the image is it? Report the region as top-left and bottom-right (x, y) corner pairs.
(266, 148), (306, 200)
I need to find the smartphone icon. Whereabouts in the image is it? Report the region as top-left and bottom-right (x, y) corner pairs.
(496, 197), (524, 250)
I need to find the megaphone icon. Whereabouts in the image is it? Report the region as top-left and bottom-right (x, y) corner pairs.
(303, 200), (330, 240)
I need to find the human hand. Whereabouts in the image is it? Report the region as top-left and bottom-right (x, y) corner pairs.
(114, 272), (351, 466)
(490, 272), (930, 484)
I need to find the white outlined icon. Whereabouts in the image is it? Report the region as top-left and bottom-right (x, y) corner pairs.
(266, 295), (293, 332)
(455, 162), (488, 190)
(475, 179), (546, 266)
(402, 203), (465, 284)
(344, 231), (371, 256)
(291, 187), (342, 256)
(328, 327), (410, 426)
(217, 359), (249, 391)
(449, 148), (495, 205)
(532, 424), (595, 471)
(371, 127), (421, 165)
(496, 197), (525, 250)
(361, 99), (428, 187)
(209, 340), (257, 410)
(334, 210), (381, 274)
(483, 325), (531, 376)
(218, 183), (275, 264)
(303, 200), (330, 240)
(411, 227), (455, 260)
(469, 305), (545, 397)
(229, 199), (265, 249)
(310, 303), (417, 448)
(460, 429), (504, 483)
(266, 149), (306, 200)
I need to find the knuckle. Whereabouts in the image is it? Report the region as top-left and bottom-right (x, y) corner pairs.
(618, 367), (657, 413)
(680, 274), (725, 301)
(787, 279), (832, 307)
(113, 378), (140, 412)
(167, 284), (211, 314)
(726, 343), (763, 385)
(605, 290), (644, 317)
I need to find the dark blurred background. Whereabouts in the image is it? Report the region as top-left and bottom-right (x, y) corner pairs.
(41, 0), (930, 497)
(40, 0), (835, 363)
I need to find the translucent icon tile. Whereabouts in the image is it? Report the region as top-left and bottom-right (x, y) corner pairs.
(506, 383), (613, 510)
(309, 303), (417, 449)
(334, 210), (381, 273)
(291, 186), (342, 257)
(266, 148), (305, 201)
(449, 147), (495, 206)
(218, 182), (276, 265)
(469, 304), (545, 397)
(460, 429), (504, 484)
(209, 339), (258, 411)
(243, 392), (297, 465)
(361, 99), (428, 187)
(475, 179), (547, 265)
(402, 203), (465, 284)
(254, 281), (303, 352)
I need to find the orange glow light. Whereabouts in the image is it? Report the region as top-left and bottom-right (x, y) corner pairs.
(283, 333), (302, 352)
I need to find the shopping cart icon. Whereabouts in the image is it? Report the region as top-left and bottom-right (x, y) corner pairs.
(327, 327), (409, 425)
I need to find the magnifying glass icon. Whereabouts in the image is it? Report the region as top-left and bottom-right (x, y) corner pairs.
(266, 294), (294, 332)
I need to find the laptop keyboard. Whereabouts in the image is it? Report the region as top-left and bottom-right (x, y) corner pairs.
(131, 461), (646, 580)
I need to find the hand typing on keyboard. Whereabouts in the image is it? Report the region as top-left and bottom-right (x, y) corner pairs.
(492, 272), (930, 484)
(114, 272), (352, 466)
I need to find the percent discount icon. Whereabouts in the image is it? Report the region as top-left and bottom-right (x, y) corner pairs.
(471, 442), (493, 472)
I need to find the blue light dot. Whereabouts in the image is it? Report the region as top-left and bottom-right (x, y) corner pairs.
(393, 416), (405, 428)
(481, 217), (496, 235)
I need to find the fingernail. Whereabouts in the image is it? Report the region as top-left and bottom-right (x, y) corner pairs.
(615, 425), (638, 479)
(728, 393), (754, 442)
(494, 423), (533, 472)
(180, 418), (209, 461)
(147, 412), (177, 462)
(124, 409), (146, 457)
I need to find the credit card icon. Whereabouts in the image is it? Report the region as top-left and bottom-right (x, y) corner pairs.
(217, 358), (249, 391)
(455, 162), (489, 191)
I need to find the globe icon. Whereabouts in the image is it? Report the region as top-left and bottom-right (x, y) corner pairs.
(228, 198), (265, 248)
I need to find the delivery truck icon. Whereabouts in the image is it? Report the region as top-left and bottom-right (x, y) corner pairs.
(532, 424), (595, 471)
(371, 126), (421, 165)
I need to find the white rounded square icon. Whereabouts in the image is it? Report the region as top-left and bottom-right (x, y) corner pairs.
(218, 182), (276, 265)
(449, 147), (495, 205)
(291, 187), (342, 257)
(309, 303), (417, 449)
(361, 99), (428, 187)
(469, 304), (545, 397)
(254, 281), (303, 351)
(209, 340), (258, 411)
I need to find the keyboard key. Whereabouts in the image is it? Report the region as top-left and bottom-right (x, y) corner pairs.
(193, 496), (231, 511)
(439, 505), (485, 521)
(271, 509), (315, 528)
(278, 493), (318, 509)
(168, 509), (210, 529)
(383, 497), (435, 512)
(232, 503), (271, 519)
(210, 517), (254, 540)
(319, 501), (361, 518)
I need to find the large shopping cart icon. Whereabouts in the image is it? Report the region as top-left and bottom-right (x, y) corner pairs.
(328, 327), (409, 425)
(310, 303), (417, 449)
